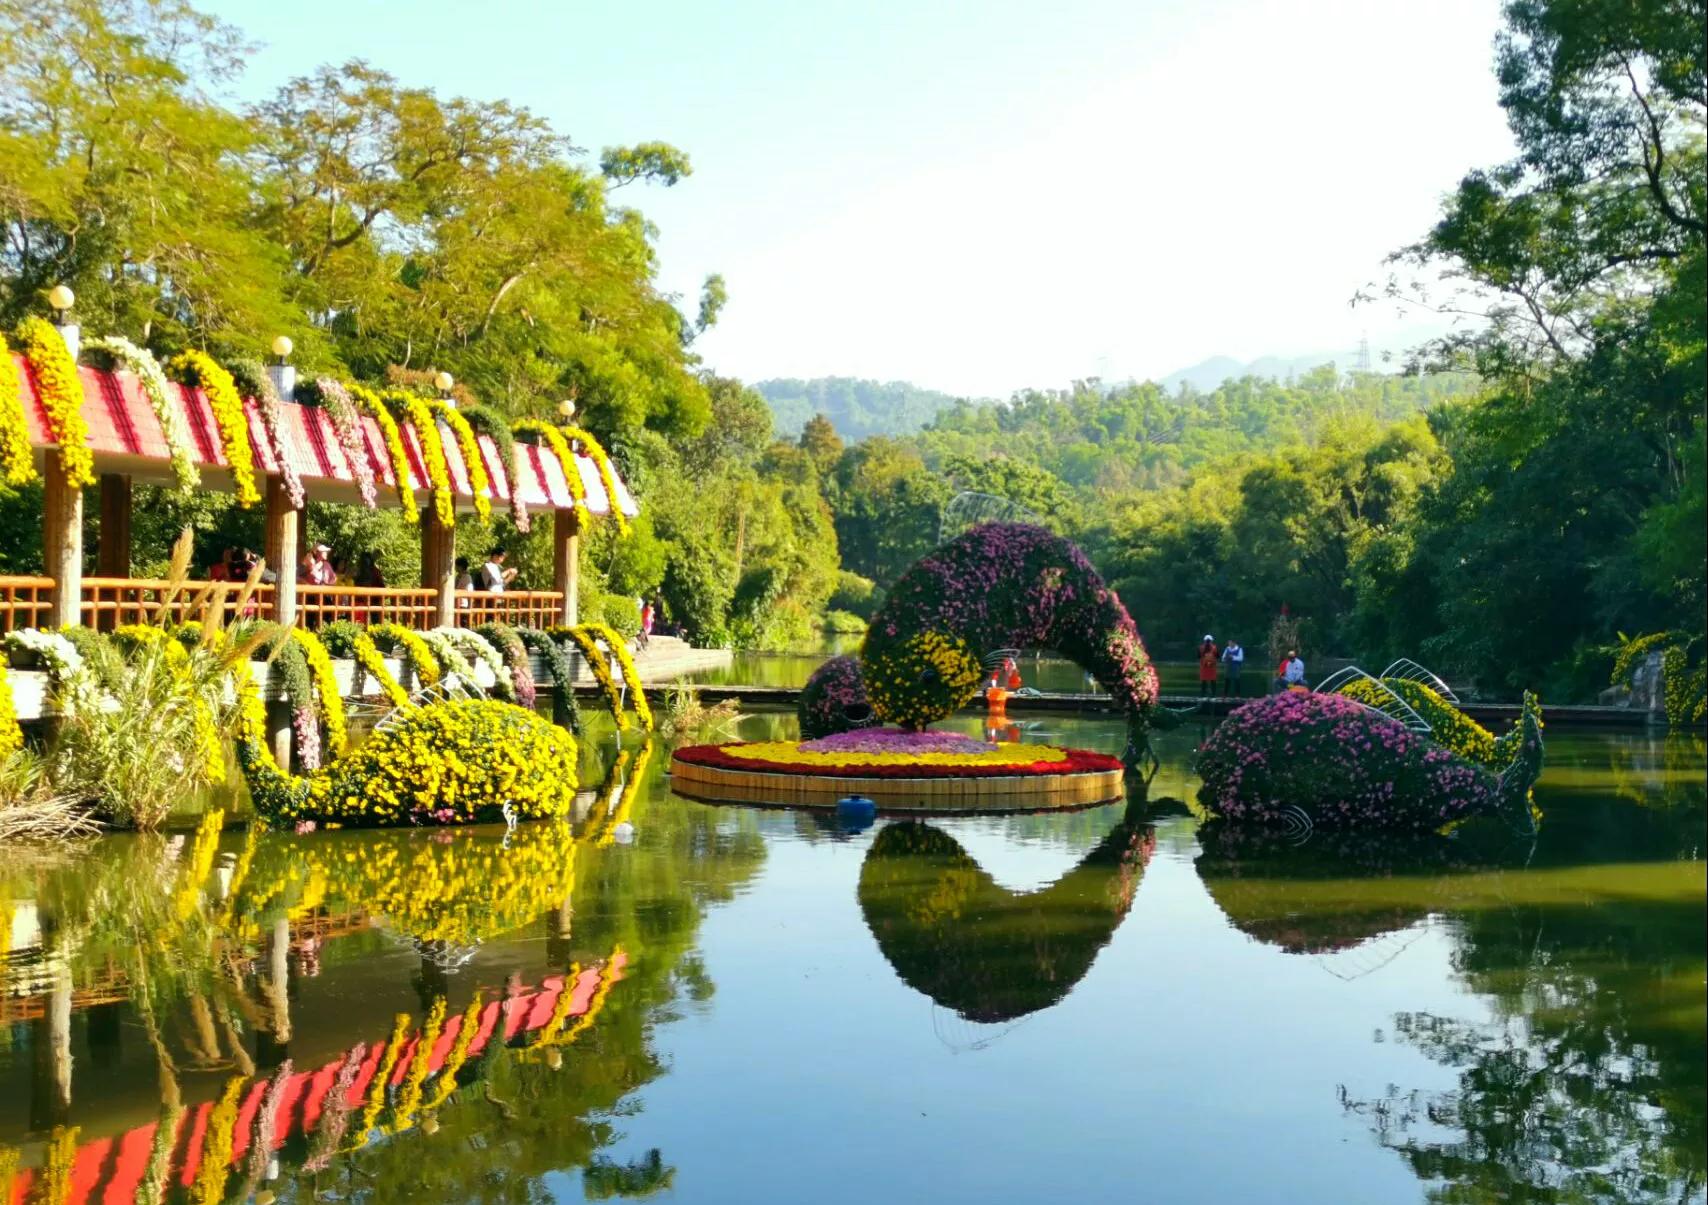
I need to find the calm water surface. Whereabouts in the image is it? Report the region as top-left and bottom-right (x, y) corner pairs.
(1, 717), (1702, 1204)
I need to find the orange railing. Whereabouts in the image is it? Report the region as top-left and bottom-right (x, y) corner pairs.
(454, 589), (565, 629)
(0, 574), (53, 632)
(81, 576), (275, 630)
(296, 584), (438, 629)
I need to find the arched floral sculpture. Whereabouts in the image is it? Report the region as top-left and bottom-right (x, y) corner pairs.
(1196, 690), (1544, 833)
(859, 523), (1158, 761)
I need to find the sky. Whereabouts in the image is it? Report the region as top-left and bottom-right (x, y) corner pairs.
(203, 0), (1517, 398)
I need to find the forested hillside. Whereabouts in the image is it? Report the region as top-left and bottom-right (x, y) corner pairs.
(754, 377), (981, 440)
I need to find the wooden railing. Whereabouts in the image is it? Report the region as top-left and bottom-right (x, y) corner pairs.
(81, 577), (275, 630)
(0, 575), (53, 632)
(297, 584), (438, 629)
(454, 589), (565, 629)
(1, 577), (565, 633)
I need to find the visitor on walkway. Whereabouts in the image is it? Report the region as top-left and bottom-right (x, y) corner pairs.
(454, 556), (474, 608)
(638, 598), (654, 649)
(301, 543), (336, 587)
(1198, 635), (1219, 697)
(208, 546), (239, 582)
(354, 551), (385, 588)
(481, 546), (516, 593)
(1221, 640), (1244, 697)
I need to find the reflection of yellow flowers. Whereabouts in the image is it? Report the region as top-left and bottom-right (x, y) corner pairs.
(390, 996), (446, 1130)
(598, 741), (653, 846)
(17, 316), (94, 488)
(423, 994), (485, 1110)
(722, 739), (1067, 768)
(560, 425), (628, 535)
(174, 810), (224, 921)
(356, 1014), (412, 1149)
(167, 349), (259, 506)
(192, 1078), (245, 1205)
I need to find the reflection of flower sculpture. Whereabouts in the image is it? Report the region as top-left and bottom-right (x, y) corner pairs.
(857, 807), (1155, 1022)
(1197, 691), (1545, 832)
(1191, 824), (1499, 954)
(859, 523), (1158, 760)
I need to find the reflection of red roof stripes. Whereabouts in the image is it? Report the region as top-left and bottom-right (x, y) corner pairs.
(7, 957), (625, 1205)
(9, 355), (637, 517)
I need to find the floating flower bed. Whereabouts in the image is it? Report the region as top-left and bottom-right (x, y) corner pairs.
(673, 739), (1122, 779)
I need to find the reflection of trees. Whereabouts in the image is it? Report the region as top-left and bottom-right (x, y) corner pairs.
(857, 803), (1154, 1022)
(1342, 887), (1706, 1203)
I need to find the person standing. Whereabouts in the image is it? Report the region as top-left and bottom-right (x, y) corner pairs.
(638, 598), (654, 650)
(1198, 635), (1219, 697)
(481, 546), (516, 593)
(1221, 639), (1245, 697)
(301, 543), (336, 586)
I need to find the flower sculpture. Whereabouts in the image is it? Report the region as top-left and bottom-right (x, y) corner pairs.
(860, 523), (1158, 760)
(18, 315), (95, 488)
(167, 349), (259, 506)
(0, 332), (33, 485)
(1195, 690), (1544, 833)
(798, 654), (878, 739)
(240, 695), (578, 827)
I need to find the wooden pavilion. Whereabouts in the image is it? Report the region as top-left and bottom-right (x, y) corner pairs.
(2, 325), (637, 634)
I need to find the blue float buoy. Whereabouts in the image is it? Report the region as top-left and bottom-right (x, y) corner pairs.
(835, 795), (877, 831)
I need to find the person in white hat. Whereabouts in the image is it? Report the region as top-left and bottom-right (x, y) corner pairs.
(301, 542), (337, 586)
(1198, 634), (1220, 698)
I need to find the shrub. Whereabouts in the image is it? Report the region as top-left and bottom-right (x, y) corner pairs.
(250, 699), (578, 827)
(822, 609), (868, 635)
(829, 570), (879, 619)
(1195, 690), (1541, 833)
(662, 546), (731, 647)
(798, 655), (876, 739)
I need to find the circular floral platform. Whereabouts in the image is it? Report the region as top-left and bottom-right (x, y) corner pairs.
(669, 728), (1125, 813)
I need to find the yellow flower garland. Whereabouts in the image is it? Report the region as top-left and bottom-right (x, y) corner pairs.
(385, 390), (454, 526)
(352, 631), (412, 711)
(430, 400), (490, 520)
(167, 349), (260, 507)
(0, 662), (19, 762)
(369, 622), (441, 692)
(349, 382), (416, 519)
(515, 418), (591, 528)
(582, 621), (653, 729)
(0, 332), (36, 485)
(552, 625), (626, 729)
(86, 335), (200, 493)
(560, 424), (628, 535)
(16, 316), (93, 488)
(291, 627), (349, 757)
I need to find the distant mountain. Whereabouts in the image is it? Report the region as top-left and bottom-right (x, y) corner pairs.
(1158, 351), (1364, 394)
(754, 377), (989, 442)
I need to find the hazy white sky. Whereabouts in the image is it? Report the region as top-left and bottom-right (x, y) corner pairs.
(207, 0), (1515, 397)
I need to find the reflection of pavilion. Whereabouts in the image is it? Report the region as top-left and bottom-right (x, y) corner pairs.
(2, 957), (623, 1203)
(857, 804), (1155, 1024)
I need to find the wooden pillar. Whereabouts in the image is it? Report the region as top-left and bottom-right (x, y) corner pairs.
(96, 474), (131, 577)
(42, 453), (84, 628)
(553, 507), (581, 627)
(264, 477), (299, 628)
(422, 509), (455, 629)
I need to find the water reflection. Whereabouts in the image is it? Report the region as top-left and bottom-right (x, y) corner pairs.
(857, 801), (1155, 1023)
(0, 740), (765, 1203)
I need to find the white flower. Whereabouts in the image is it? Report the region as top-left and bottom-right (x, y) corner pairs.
(84, 335), (201, 492)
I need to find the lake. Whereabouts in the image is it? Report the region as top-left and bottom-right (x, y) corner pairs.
(1, 715), (1702, 1204)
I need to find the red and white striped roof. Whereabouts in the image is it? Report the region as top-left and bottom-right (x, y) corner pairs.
(9, 352), (639, 517)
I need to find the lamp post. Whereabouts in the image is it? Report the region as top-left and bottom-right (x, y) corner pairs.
(434, 371), (454, 406)
(47, 284), (77, 357)
(267, 335), (296, 400)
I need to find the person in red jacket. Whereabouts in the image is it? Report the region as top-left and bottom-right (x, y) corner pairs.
(1198, 635), (1219, 697)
